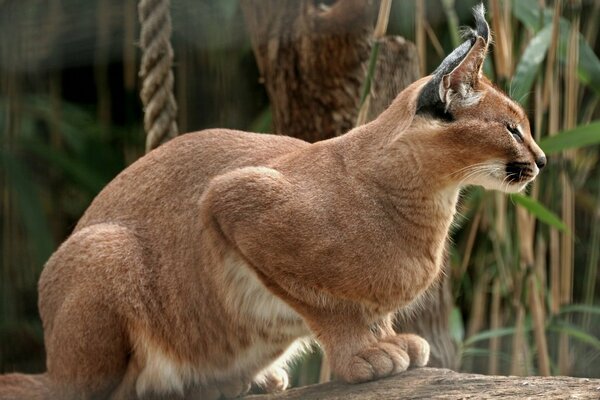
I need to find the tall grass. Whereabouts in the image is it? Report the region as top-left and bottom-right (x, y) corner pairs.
(449, 0), (600, 377)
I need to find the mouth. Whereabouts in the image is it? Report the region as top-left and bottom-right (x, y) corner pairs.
(455, 160), (539, 193)
(505, 162), (537, 185)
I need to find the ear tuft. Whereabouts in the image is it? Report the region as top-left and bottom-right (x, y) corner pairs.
(416, 2), (491, 120)
(459, 27), (477, 42)
(472, 3), (490, 44)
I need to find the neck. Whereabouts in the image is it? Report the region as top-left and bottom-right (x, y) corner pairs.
(333, 84), (461, 224)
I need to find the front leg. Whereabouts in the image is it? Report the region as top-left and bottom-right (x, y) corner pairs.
(201, 167), (430, 384)
(311, 313), (430, 383)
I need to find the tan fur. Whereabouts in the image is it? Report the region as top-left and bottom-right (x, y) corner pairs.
(0, 13), (545, 400)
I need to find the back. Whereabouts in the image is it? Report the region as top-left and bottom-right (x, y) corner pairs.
(76, 129), (308, 240)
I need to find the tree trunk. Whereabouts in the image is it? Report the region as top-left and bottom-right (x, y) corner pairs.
(241, 0), (457, 370)
(241, 0), (375, 141)
(245, 368), (600, 400)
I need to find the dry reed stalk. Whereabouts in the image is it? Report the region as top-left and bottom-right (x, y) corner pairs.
(488, 278), (501, 375)
(510, 303), (529, 376)
(374, 0), (393, 39)
(489, 0), (512, 80)
(549, 228), (560, 314)
(517, 208), (534, 267)
(492, 228), (512, 294)
(123, 0), (137, 91)
(582, 183), (600, 330)
(557, 6), (580, 375)
(583, 0), (599, 47)
(415, 0), (426, 76)
(355, 0), (392, 127)
(466, 270), (490, 339)
(528, 273), (551, 375)
(516, 193), (551, 376)
(534, 80), (544, 142)
(564, 13), (580, 132)
(456, 206), (482, 281)
(559, 172), (574, 375)
(95, 0), (112, 134)
(495, 193), (506, 243)
(423, 21), (444, 58)
(543, 0), (561, 111)
(440, 0), (460, 47)
(547, 17), (561, 317)
(502, 0), (512, 57)
(535, 236), (548, 301)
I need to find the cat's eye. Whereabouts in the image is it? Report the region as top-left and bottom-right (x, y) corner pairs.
(506, 125), (523, 143)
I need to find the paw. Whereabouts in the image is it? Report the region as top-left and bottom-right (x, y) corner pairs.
(385, 333), (430, 368)
(254, 366), (289, 393)
(215, 378), (251, 399)
(340, 341), (410, 383)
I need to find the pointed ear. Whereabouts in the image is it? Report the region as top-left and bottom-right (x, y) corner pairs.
(439, 35), (488, 106)
(416, 4), (490, 119)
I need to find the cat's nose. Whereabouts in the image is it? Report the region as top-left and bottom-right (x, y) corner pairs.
(535, 155), (547, 169)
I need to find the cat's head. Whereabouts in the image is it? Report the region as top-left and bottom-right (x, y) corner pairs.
(415, 4), (545, 193)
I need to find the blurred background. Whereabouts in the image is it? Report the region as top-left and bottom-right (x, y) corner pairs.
(1, 0), (599, 384)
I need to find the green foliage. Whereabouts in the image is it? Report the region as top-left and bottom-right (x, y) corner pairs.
(513, 0), (600, 96)
(0, 150), (54, 265)
(540, 121), (600, 154)
(509, 193), (568, 232)
(548, 321), (600, 352)
(511, 24), (552, 106)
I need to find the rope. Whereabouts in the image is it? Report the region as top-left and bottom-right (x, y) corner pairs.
(138, 0), (178, 153)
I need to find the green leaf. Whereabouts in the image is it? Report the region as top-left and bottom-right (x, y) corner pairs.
(461, 347), (512, 363)
(539, 121), (600, 154)
(548, 321), (600, 351)
(574, 35), (600, 97)
(553, 19), (600, 97)
(449, 307), (465, 343)
(558, 304), (600, 317)
(511, 24), (553, 106)
(512, 0), (545, 32)
(464, 327), (519, 347)
(510, 194), (568, 232)
(512, 4), (600, 97)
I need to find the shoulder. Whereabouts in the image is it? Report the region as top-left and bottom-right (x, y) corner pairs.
(202, 166), (294, 217)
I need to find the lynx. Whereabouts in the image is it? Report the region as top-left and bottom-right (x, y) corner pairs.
(0, 5), (545, 399)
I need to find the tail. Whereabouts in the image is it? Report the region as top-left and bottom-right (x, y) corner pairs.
(0, 373), (51, 400)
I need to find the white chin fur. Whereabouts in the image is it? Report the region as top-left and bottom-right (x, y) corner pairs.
(474, 175), (535, 193)
(462, 161), (537, 193)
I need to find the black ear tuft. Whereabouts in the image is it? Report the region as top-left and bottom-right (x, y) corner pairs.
(416, 3), (490, 120)
(472, 3), (490, 43)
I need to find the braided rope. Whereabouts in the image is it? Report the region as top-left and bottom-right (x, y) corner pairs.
(138, 0), (178, 153)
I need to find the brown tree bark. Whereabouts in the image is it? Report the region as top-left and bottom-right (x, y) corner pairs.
(245, 368), (600, 400)
(241, 0), (375, 142)
(241, 0), (456, 370)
